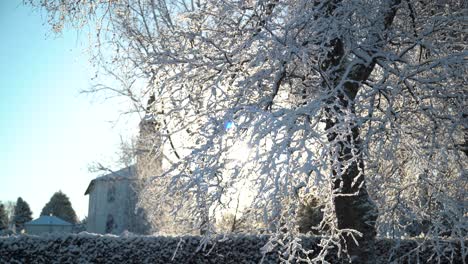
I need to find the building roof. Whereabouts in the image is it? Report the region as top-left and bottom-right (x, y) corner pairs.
(84, 165), (136, 195)
(25, 215), (72, 226)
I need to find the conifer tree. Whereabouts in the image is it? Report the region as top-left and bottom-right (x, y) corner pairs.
(41, 191), (78, 224)
(0, 203), (8, 230)
(13, 197), (33, 231)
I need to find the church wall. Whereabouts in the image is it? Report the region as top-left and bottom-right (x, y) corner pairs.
(87, 178), (137, 234)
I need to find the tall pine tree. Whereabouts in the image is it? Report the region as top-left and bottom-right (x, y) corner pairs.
(13, 197), (33, 232)
(41, 191), (77, 224)
(0, 202), (8, 230)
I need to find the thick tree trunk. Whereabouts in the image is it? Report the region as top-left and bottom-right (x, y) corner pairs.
(319, 31), (378, 262)
(317, 2), (400, 261)
(325, 95), (378, 262)
(324, 83), (378, 262)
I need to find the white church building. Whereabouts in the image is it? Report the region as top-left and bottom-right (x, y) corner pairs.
(85, 166), (149, 234)
(85, 100), (165, 235)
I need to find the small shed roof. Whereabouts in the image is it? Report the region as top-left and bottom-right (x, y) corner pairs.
(25, 215), (72, 226)
(84, 165), (136, 195)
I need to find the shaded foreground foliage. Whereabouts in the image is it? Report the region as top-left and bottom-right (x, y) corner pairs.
(0, 233), (465, 264)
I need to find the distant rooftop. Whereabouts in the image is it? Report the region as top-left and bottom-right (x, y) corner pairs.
(25, 215), (72, 226)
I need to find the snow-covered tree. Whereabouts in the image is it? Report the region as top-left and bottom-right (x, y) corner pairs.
(13, 197), (32, 232)
(41, 191), (78, 224)
(3, 201), (16, 229)
(29, 0), (467, 262)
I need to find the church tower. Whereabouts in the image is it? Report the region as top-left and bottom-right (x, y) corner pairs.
(136, 94), (163, 182)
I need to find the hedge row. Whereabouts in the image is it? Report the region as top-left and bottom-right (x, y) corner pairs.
(1, 234), (276, 264)
(0, 233), (465, 263)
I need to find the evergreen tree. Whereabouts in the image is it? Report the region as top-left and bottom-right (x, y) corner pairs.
(0, 203), (8, 230)
(41, 191), (77, 224)
(13, 197), (33, 232)
(297, 195), (325, 235)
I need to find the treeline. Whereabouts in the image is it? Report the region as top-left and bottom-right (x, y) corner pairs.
(0, 190), (80, 234)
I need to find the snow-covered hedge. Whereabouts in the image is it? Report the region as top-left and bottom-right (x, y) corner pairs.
(0, 233), (465, 263)
(1, 233), (277, 264)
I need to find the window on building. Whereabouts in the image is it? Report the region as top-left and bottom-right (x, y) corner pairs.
(107, 184), (116, 203)
(106, 214), (115, 233)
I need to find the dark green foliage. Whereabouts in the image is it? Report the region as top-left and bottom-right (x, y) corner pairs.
(297, 195), (325, 234)
(216, 212), (260, 233)
(131, 208), (152, 235)
(72, 217), (87, 233)
(217, 213), (246, 233)
(41, 191), (77, 224)
(0, 203), (8, 230)
(13, 197), (32, 232)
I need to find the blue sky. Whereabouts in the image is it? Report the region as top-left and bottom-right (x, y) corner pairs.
(0, 1), (138, 219)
